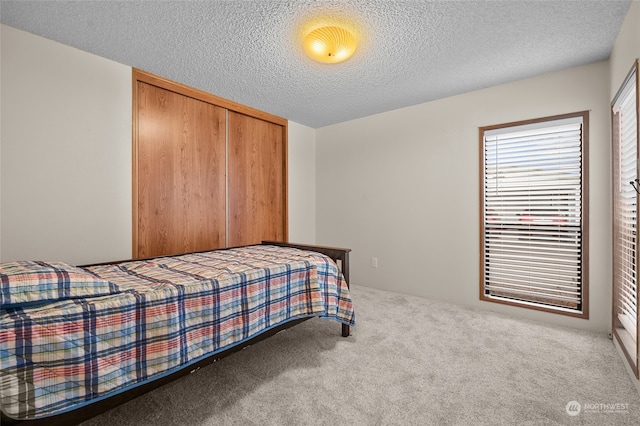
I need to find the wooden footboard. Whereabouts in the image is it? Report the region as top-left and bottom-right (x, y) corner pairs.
(1, 242), (352, 426)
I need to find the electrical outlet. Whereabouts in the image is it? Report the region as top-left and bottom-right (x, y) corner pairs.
(371, 257), (378, 268)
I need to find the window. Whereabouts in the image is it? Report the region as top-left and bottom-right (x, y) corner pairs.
(480, 111), (588, 318)
(612, 60), (639, 378)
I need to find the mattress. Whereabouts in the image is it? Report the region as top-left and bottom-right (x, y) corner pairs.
(0, 245), (355, 420)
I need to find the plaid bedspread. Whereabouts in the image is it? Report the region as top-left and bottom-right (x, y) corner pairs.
(0, 245), (354, 420)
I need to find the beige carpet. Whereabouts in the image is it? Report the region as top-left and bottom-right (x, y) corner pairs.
(81, 285), (640, 426)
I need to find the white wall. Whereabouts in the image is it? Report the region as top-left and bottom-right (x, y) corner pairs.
(608, 0), (640, 395)
(317, 61), (611, 333)
(0, 25), (318, 264)
(287, 121), (317, 244)
(0, 27), (3, 262)
(609, 1), (640, 98)
(1, 25), (132, 265)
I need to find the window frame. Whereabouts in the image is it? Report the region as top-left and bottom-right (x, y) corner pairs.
(611, 59), (639, 379)
(479, 111), (589, 319)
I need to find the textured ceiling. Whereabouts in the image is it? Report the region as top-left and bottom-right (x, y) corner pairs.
(0, 0), (632, 128)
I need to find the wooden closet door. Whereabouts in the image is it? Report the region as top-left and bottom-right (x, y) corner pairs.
(227, 111), (286, 246)
(135, 82), (226, 258)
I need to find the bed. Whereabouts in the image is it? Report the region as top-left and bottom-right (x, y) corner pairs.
(0, 241), (354, 425)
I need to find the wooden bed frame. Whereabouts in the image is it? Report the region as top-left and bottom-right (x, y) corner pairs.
(0, 241), (351, 426)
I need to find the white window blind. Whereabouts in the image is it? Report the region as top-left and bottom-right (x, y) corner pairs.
(612, 63), (638, 351)
(481, 114), (585, 315)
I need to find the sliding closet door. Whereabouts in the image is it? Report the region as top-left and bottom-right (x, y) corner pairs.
(135, 82), (226, 258)
(227, 111), (287, 246)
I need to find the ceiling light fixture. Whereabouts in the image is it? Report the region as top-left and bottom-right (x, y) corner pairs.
(303, 26), (357, 64)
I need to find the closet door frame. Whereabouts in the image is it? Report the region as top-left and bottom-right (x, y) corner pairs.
(132, 69), (288, 258)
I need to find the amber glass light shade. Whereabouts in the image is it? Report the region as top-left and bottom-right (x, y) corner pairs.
(303, 26), (356, 64)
